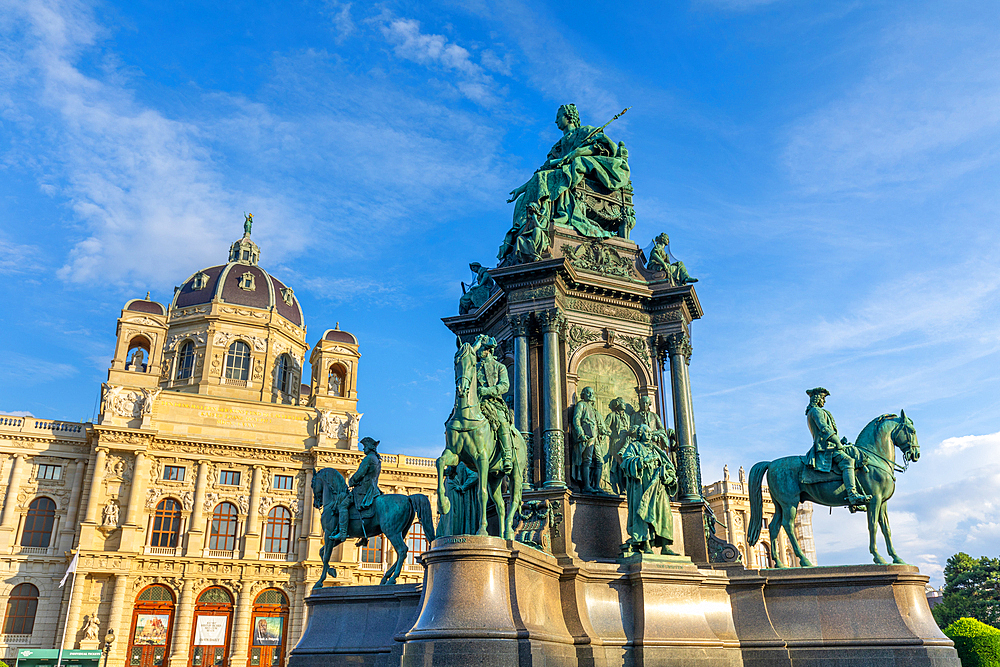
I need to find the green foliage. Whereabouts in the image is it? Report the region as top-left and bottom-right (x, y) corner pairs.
(943, 617), (1000, 667)
(0, 660), (9, 667)
(933, 552), (1000, 629)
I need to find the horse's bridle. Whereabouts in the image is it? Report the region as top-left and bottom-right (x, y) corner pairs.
(890, 418), (917, 471)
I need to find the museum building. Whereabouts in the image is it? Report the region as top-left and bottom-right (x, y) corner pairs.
(0, 227), (439, 667)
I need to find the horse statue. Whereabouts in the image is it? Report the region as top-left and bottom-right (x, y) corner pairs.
(311, 467), (435, 587)
(437, 335), (527, 539)
(747, 410), (920, 567)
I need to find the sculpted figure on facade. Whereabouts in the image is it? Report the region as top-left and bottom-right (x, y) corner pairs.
(804, 387), (871, 506)
(317, 410), (345, 439)
(82, 614), (101, 641)
(332, 437), (383, 541)
(506, 104), (631, 240)
(646, 233), (697, 285)
(102, 500), (120, 527)
(458, 263), (498, 315)
(498, 200), (551, 265)
(621, 424), (679, 557)
(572, 387), (610, 494)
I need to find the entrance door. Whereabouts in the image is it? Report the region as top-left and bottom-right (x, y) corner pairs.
(189, 587), (234, 667)
(127, 585), (175, 667)
(247, 589), (289, 667)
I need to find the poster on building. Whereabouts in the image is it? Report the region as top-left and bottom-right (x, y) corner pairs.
(194, 615), (228, 646)
(133, 614), (170, 645)
(252, 617), (283, 646)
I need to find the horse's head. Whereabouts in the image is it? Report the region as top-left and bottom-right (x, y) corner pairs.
(454, 338), (479, 400)
(892, 409), (920, 463)
(312, 467), (347, 508)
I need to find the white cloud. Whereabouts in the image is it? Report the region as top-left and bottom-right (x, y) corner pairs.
(939, 431), (1000, 456)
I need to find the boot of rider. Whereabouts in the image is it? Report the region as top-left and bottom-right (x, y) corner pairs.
(332, 500), (350, 541)
(580, 459), (594, 492)
(843, 465), (871, 505)
(497, 424), (513, 473)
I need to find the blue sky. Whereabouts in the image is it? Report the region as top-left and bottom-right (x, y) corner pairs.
(2, 0), (999, 583)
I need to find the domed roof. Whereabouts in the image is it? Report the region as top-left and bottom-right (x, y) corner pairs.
(170, 228), (305, 327)
(323, 326), (357, 344)
(125, 298), (166, 316)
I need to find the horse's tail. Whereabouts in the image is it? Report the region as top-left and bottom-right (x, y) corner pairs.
(410, 493), (436, 543)
(747, 461), (770, 546)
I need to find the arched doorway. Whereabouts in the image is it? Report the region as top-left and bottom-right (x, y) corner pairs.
(127, 584), (175, 667)
(248, 589), (289, 667)
(189, 587), (234, 667)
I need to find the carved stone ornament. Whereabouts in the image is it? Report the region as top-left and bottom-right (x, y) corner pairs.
(562, 241), (637, 279)
(213, 331), (267, 353)
(105, 455), (134, 481)
(280, 287), (295, 306)
(145, 487), (162, 509)
(204, 492), (220, 513)
(167, 331), (208, 350)
(237, 495), (250, 515)
(508, 285), (556, 302)
(259, 496), (274, 516)
(181, 491), (194, 510)
(563, 297), (651, 324)
(127, 316), (161, 327)
(619, 334), (652, 367)
(252, 358), (264, 382)
(220, 306), (268, 319)
(567, 324), (601, 358)
(210, 353), (222, 376)
(317, 410), (346, 438)
(101, 384), (161, 419)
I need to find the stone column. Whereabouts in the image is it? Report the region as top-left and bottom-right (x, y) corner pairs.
(58, 461), (86, 552)
(79, 447), (108, 550)
(229, 579), (254, 667)
(106, 573), (130, 665)
(667, 333), (701, 502)
(289, 580), (306, 650)
(510, 314), (531, 490)
(119, 451), (147, 551)
(62, 571), (87, 649)
(245, 466), (263, 556)
(168, 578), (196, 666)
(186, 460), (210, 555)
(83, 448), (108, 523)
(299, 469), (316, 561)
(0, 454), (26, 550)
(537, 309), (566, 489)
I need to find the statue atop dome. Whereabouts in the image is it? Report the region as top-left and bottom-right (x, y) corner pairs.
(499, 104), (634, 266)
(244, 212), (253, 236)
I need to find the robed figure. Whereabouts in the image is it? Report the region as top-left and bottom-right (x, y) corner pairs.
(621, 424), (679, 556)
(441, 463), (481, 536)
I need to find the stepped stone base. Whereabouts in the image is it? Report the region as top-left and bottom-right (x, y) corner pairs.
(289, 539), (959, 667)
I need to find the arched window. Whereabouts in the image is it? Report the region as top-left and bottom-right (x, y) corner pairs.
(21, 497), (55, 548)
(191, 587), (233, 667)
(360, 535), (383, 564)
(225, 341), (251, 382)
(176, 342), (196, 380)
(328, 365), (346, 397)
(150, 499), (182, 548)
(251, 589), (289, 667)
(3, 583), (39, 635)
(209, 502), (239, 551)
(127, 584), (175, 667)
(264, 507), (292, 554)
(127, 336), (151, 372)
(275, 355), (292, 394)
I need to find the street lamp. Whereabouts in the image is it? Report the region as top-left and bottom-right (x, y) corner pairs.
(101, 629), (115, 667)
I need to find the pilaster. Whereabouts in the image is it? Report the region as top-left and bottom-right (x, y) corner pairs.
(0, 454), (26, 551)
(185, 459), (210, 555)
(229, 578), (254, 666)
(510, 313), (532, 490)
(78, 448), (108, 550)
(168, 578), (196, 667)
(119, 450), (147, 551)
(62, 572), (86, 649)
(106, 573), (130, 665)
(537, 309), (566, 489)
(246, 465), (263, 555)
(57, 460), (86, 553)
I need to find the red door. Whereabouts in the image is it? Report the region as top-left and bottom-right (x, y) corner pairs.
(127, 585), (175, 667)
(247, 589), (289, 667)
(189, 587), (234, 667)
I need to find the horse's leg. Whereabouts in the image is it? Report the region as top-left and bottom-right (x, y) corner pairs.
(476, 436), (491, 536)
(490, 474), (507, 540)
(879, 502), (906, 564)
(381, 528), (408, 586)
(779, 503), (812, 567)
(313, 541), (331, 589)
(867, 496), (886, 564)
(768, 504), (785, 568)
(505, 444), (523, 540)
(437, 447), (459, 515)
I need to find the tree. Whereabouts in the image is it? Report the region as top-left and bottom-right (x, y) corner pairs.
(933, 552), (1000, 629)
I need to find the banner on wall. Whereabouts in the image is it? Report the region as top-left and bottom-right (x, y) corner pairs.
(252, 617), (283, 646)
(194, 615), (228, 646)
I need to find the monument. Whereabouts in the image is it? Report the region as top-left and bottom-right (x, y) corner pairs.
(290, 105), (960, 667)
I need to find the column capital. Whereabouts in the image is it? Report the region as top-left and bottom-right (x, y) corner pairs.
(535, 309), (565, 335)
(508, 313), (531, 336)
(95, 446), (110, 454)
(666, 332), (693, 362)
(197, 459), (212, 466)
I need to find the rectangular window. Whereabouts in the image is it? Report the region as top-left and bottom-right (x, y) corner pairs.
(220, 470), (241, 486)
(273, 475), (293, 491)
(37, 464), (61, 480)
(163, 465), (186, 482)
(361, 535), (383, 564)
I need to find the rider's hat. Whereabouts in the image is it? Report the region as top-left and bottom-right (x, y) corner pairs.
(480, 336), (498, 349)
(806, 387), (830, 398)
(360, 436), (380, 450)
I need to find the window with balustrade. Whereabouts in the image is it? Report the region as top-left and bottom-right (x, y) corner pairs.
(20, 497), (55, 548)
(225, 341), (251, 381)
(176, 341), (195, 380)
(150, 499), (182, 548)
(405, 523), (427, 565)
(209, 502), (239, 551)
(3, 583), (39, 635)
(264, 507), (292, 554)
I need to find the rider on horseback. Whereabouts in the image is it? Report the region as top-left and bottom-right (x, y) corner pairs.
(475, 336), (514, 474)
(805, 388), (871, 506)
(332, 436), (383, 542)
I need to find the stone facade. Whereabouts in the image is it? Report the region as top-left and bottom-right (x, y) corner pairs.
(0, 230), (438, 667)
(703, 466), (817, 568)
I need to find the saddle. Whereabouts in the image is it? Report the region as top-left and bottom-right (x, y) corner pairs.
(799, 452), (869, 486)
